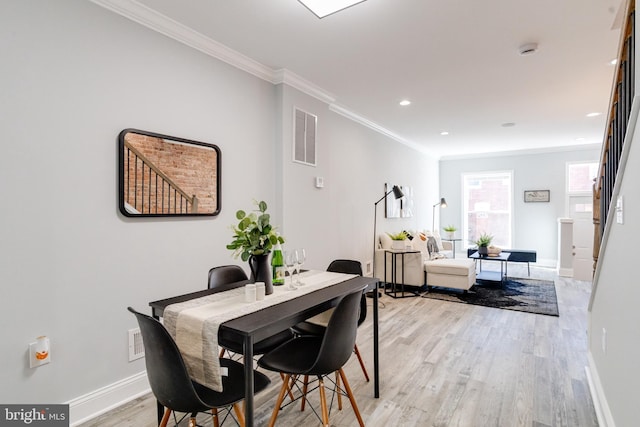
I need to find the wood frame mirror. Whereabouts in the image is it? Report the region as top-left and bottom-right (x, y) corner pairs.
(118, 129), (221, 217)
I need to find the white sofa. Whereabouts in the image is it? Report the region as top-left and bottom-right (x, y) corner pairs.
(374, 231), (476, 291)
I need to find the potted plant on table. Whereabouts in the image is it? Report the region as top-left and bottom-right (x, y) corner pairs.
(474, 232), (493, 256)
(443, 225), (457, 239)
(387, 231), (409, 250)
(227, 200), (285, 295)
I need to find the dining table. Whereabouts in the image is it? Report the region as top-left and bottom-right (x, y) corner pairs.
(148, 270), (380, 427)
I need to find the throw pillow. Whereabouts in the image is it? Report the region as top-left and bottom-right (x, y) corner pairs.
(432, 231), (445, 251)
(412, 233), (429, 258)
(426, 236), (446, 260)
(378, 233), (392, 249)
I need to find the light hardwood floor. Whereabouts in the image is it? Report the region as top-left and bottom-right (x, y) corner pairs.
(80, 265), (597, 427)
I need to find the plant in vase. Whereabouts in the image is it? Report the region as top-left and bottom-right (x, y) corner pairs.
(387, 231), (408, 250)
(443, 225), (457, 239)
(474, 232), (493, 256)
(227, 200), (285, 294)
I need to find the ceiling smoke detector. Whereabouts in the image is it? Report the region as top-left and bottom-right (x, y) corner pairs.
(518, 43), (538, 56)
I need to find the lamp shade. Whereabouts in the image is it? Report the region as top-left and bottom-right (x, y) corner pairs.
(392, 185), (404, 199)
(440, 197), (447, 208)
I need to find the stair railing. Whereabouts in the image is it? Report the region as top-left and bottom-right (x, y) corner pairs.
(594, 0), (635, 269)
(123, 141), (198, 214)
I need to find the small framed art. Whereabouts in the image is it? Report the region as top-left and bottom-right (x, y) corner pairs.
(524, 190), (550, 203)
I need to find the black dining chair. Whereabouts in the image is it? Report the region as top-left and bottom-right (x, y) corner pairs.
(208, 265), (295, 358)
(257, 289), (366, 427)
(127, 307), (270, 427)
(292, 259), (370, 381)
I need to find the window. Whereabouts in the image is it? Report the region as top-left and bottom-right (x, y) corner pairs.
(293, 108), (317, 166)
(567, 162), (598, 193)
(462, 171), (513, 248)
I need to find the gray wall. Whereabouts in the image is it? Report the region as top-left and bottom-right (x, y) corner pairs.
(588, 97), (640, 425)
(0, 0), (437, 419)
(439, 147), (600, 263)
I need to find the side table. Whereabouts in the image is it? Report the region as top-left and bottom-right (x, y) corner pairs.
(383, 249), (421, 298)
(469, 251), (511, 284)
(442, 238), (462, 258)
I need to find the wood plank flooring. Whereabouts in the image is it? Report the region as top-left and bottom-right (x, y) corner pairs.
(80, 265), (597, 426)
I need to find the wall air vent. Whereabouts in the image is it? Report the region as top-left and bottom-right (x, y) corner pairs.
(294, 108), (317, 166)
(128, 328), (144, 361)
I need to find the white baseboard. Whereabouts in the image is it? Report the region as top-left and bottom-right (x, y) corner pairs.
(67, 371), (150, 426)
(586, 352), (616, 427)
(557, 267), (573, 277)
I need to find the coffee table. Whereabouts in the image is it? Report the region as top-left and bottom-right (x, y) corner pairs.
(469, 251), (511, 284)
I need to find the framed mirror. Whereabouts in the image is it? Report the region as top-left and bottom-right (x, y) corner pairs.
(118, 129), (221, 217)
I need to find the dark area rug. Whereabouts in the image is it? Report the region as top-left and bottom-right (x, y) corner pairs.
(422, 277), (559, 316)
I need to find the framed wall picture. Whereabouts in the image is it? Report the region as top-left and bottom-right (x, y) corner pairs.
(400, 185), (413, 217)
(524, 190), (550, 203)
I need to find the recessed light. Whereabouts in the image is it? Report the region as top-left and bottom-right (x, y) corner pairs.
(586, 112), (602, 117)
(440, 131), (449, 136)
(298, 0), (367, 18)
(399, 100), (411, 106)
(610, 59), (618, 65)
(501, 122), (516, 128)
(575, 137), (586, 141)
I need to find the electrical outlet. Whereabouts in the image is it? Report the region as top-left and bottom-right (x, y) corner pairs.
(365, 260), (373, 276)
(602, 328), (607, 353)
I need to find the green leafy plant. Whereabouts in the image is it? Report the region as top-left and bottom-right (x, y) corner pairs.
(227, 200), (285, 261)
(474, 232), (493, 247)
(443, 225), (457, 232)
(386, 231), (408, 241)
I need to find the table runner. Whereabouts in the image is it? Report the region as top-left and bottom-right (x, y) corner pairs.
(163, 270), (356, 391)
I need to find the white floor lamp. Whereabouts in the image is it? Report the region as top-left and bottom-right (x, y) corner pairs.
(432, 197), (447, 232)
(370, 185), (404, 297)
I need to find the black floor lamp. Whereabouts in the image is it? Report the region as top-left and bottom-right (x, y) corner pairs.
(432, 197), (447, 232)
(370, 185), (404, 297)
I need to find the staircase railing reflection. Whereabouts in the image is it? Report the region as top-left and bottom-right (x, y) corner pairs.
(123, 141), (198, 214)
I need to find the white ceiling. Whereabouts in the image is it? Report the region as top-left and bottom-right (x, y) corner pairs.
(112, 0), (622, 158)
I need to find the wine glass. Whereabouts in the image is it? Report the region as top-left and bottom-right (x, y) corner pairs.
(284, 250), (297, 290)
(295, 248), (306, 285)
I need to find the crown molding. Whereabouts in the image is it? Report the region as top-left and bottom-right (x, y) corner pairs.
(329, 104), (431, 155)
(273, 69), (336, 104)
(90, 0), (428, 154)
(89, 0), (274, 82)
(439, 142), (603, 161)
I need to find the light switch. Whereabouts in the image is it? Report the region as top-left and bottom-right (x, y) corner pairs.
(315, 176), (324, 188)
(616, 196), (624, 224)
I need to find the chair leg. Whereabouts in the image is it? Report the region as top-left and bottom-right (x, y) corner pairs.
(335, 371), (343, 410)
(188, 415), (197, 427)
(211, 408), (220, 427)
(281, 372), (295, 401)
(301, 374), (309, 411)
(353, 344), (370, 382)
(317, 376), (330, 427)
(233, 403), (245, 427)
(159, 408), (171, 427)
(338, 368), (365, 427)
(268, 374), (290, 427)
(219, 347), (226, 358)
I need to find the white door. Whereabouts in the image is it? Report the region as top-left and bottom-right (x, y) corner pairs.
(569, 195), (594, 281)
